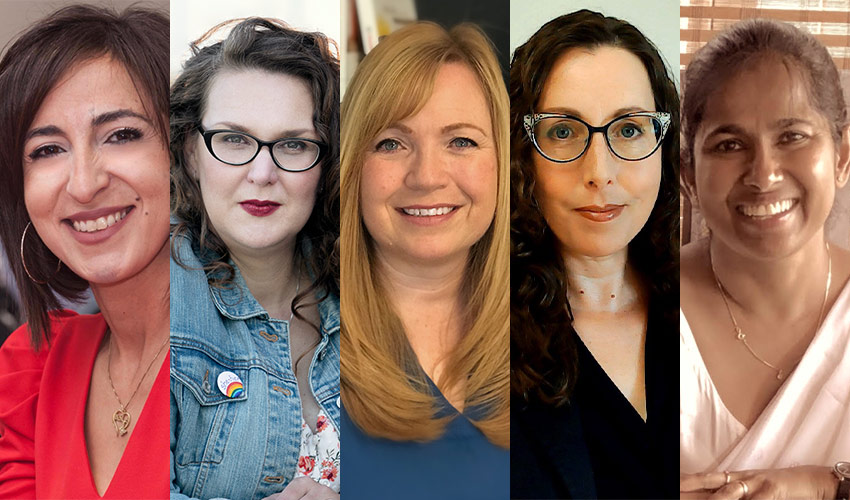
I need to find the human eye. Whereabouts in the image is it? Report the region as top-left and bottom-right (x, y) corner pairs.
(545, 121), (576, 141)
(221, 133), (252, 145)
(375, 138), (402, 152)
(106, 127), (143, 144)
(27, 144), (66, 161)
(278, 139), (309, 154)
(778, 130), (808, 145)
(611, 120), (645, 140)
(711, 139), (745, 153)
(450, 137), (478, 149)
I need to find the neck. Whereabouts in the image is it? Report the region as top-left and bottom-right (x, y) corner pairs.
(376, 248), (466, 308)
(90, 241), (170, 360)
(562, 247), (642, 313)
(230, 239), (298, 320)
(708, 232), (830, 320)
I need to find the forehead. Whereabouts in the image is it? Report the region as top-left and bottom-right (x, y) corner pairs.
(397, 62), (491, 131)
(32, 56), (146, 124)
(204, 69), (314, 131)
(699, 55), (825, 131)
(537, 46), (656, 120)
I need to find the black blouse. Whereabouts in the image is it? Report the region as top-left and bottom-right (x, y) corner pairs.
(511, 301), (678, 499)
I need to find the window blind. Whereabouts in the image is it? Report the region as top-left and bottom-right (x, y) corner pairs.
(680, 0), (850, 71)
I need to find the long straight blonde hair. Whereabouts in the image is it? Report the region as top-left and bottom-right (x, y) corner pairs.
(340, 22), (509, 447)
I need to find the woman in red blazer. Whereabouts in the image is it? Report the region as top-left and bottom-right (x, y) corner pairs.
(0, 5), (170, 498)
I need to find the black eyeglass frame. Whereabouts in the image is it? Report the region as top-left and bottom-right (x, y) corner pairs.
(196, 126), (328, 172)
(522, 111), (672, 163)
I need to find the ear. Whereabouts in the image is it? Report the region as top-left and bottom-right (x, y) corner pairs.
(681, 158), (699, 208)
(836, 125), (850, 189)
(183, 131), (199, 181)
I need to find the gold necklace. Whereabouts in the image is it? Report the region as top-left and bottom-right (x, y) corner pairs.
(709, 242), (831, 380)
(106, 332), (169, 437)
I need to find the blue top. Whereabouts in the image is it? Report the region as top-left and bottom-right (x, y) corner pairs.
(169, 235), (340, 500)
(341, 389), (509, 500)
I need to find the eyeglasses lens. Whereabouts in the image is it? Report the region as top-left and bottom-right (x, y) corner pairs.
(210, 131), (320, 171)
(533, 115), (664, 161)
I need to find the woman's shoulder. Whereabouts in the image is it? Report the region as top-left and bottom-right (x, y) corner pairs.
(1, 311), (102, 358)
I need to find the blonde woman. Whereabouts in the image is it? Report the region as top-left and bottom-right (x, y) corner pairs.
(340, 22), (509, 500)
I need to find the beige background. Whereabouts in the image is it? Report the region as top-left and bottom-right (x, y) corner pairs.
(0, 0), (168, 50)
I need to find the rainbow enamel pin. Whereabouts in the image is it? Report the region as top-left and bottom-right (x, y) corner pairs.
(217, 371), (245, 398)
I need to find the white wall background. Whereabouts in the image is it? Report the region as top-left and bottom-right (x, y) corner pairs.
(170, 0), (341, 83)
(509, 0), (680, 88)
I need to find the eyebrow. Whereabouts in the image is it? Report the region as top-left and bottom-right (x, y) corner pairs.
(703, 118), (815, 141)
(25, 108), (152, 142)
(538, 106), (651, 122)
(383, 122), (488, 136)
(212, 121), (315, 138)
(441, 122), (488, 136)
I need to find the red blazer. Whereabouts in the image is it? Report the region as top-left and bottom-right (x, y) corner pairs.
(0, 311), (168, 499)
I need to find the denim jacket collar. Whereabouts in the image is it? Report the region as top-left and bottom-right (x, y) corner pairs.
(210, 263), (340, 338)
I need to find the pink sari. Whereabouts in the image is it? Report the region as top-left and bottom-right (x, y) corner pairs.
(680, 280), (850, 473)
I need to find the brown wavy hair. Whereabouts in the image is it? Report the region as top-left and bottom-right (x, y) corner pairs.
(0, 5), (169, 348)
(170, 18), (340, 321)
(511, 10), (680, 405)
(340, 22), (509, 447)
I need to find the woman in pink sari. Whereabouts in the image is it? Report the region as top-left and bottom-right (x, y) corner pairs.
(679, 19), (850, 500)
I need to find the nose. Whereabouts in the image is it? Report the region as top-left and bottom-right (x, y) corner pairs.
(65, 146), (109, 204)
(743, 141), (783, 190)
(404, 145), (448, 190)
(245, 146), (279, 185)
(581, 133), (616, 189)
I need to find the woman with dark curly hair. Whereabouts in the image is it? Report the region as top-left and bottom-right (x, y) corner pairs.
(510, 10), (679, 499)
(169, 18), (340, 500)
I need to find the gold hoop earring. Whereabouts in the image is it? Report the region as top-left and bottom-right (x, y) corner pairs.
(20, 221), (61, 285)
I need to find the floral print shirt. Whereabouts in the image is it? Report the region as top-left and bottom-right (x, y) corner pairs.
(294, 408), (340, 492)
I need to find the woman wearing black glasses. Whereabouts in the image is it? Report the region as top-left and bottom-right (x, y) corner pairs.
(169, 18), (340, 500)
(510, 10), (679, 499)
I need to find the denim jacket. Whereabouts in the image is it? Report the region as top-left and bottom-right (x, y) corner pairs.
(170, 235), (340, 500)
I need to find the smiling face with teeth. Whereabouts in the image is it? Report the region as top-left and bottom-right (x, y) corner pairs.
(691, 55), (850, 259)
(359, 62), (498, 266)
(21, 56), (169, 283)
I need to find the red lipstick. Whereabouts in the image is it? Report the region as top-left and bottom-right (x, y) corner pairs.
(240, 200), (281, 217)
(574, 204), (625, 222)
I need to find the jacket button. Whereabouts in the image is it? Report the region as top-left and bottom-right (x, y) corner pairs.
(336, 396), (340, 408)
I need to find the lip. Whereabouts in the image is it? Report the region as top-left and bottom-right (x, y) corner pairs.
(64, 205), (134, 245)
(396, 204), (460, 226)
(240, 200), (281, 217)
(574, 204), (625, 222)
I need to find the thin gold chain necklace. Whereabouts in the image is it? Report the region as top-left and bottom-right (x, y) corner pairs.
(708, 242), (831, 381)
(106, 332), (169, 437)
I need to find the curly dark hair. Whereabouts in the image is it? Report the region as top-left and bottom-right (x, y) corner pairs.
(0, 5), (168, 348)
(170, 18), (340, 323)
(510, 10), (680, 405)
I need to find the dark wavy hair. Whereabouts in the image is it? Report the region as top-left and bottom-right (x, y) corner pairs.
(682, 18), (847, 186)
(510, 10), (680, 405)
(170, 18), (340, 324)
(0, 5), (168, 348)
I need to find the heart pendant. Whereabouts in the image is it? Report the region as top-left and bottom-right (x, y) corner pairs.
(113, 408), (131, 437)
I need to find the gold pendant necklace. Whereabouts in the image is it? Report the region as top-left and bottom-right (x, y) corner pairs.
(106, 331), (169, 437)
(709, 242), (831, 380)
